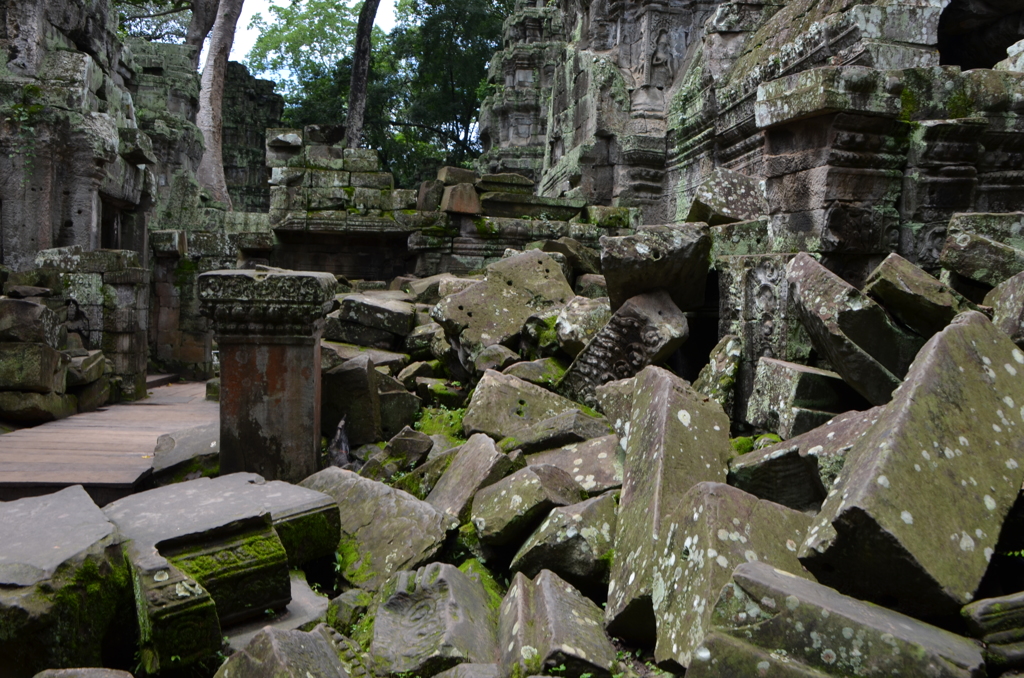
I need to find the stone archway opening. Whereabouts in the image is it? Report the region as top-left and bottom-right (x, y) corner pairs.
(937, 0), (1024, 70)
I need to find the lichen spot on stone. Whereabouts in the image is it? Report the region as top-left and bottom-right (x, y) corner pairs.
(876, 475), (890, 488)
(677, 409), (691, 427)
(785, 595), (800, 611)
(960, 533), (976, 551)
(694, 646), (711, 662)
(901, 511), (913, 525)
(984, 495), (997, 511)
(1013, 348), (1024, 364)
(821, 649), (837, 665)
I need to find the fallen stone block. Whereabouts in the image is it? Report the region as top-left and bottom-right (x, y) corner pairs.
(320, 340), (409, 374)
(214, 624), (349, 678)
(600, 224), (711, 312)
(0, 343), (68, 394)
(728, 407), (883, 512)
(502, 409), (613, 454)
(558, 290), (688, 410)
(986, 270), (1024, 347)
(432, 251), (573, 368)
(963, 589), (1024, 673)
(463, 370), (584, 440)
(66, 350), (105, 388)
(224, 571), (331, 652)
(942, 213), (1024, 287)
(555, 296), (612, 358)
(687, 562), (985, 678)
(648, 482), (814, 669)
(472, 464), (586, 545)
(103, 476), (293, 633)
(502, 357), (566, 388)
(525, 434), (622, 495)
(151, 422), (220, 486)
(787, 252), (924, 405)
(0, 486), (133, 678)
(0, 390), (77, 423)
(510, 492), (617, 596)
(372, 563), (499, 674)
(339, 292), (417, 336)
(321, 354), (382, 443)
(606, 366), (732, 645)
(0, 299), (62, 348)
(300, 467), (456, 590)
(427, 433), (515, 522)
(473, 344), (520, 375)
(685, 167), (768, 226)
(863, 253), (971, 338)
(746, 357), (868, 438)
(541, 238), (600, 277)
(432, 663), (500, 678)
(693, 334), (741, 416)
(324, 314), (400, 349)
(574, 274), (607, 298)
(499, 570), (616, 678)
(800, 311), (1024, 624)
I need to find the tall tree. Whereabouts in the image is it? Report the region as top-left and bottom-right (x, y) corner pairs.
(185, 0), (220, 68)
(196, 0), (245, 208)
(343, 0), (382, 148)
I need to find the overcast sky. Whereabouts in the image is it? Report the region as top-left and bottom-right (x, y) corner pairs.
(230, 0), (398, 62)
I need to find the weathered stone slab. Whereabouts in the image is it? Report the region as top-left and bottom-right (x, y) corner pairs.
(499, 570), (615, 678)
(321, 354), (382, 444)
(649, 482), (814, 669)
(942, 220), (1024, 287)
(964, 590), (1024, 673)
(324, 314), (399, 349)
(574, 274), (607, 298)
(863, 253), (970, 338)
(693, 334), (741, 416)
(463, 370), (584, 440)
(0, 487), (132, 677)
(746, 357), (867, 438)
(472, 465), (586, 545)
(66, 350), (105, 387)
(685, 168), (768, 226)
(372, 563), (498, 674)
(502, 357), (566, 388)
(558, 290), (688, 410)
(393, 446), (461, 500)
(207, 473), (341, 568)
(214, 625), (349, 678)
(151, 422), (220, 484)
(0, 299), (62, 348)
(502, 409), (613, 454)
(986, 270), (1024, 347)
(800, 311), (1024, 623)
(728, 408), (884, 512)
(787, 253), (923, 405)
(473, 344), (520, 375)
(541, 238), (600, 276)
(427, 433), (514, 522)
(606, 366), (732, 644)
(432, 251), (573, 367)
(103, 476), (292, 628)
(225, 571), (331, 652)
(321, 340), (410, 374)
(687, 562), (985, 678)
(526, 435), (622, 495)
(300, 467), (456, 590)
(432, 663), (500, 678)
(0, 343), (68, 394)
(510, 492), (616, 596)
(600, 224), (711, 312)
(0, 391), (77, 423)
(339, 292), (417, 336)
(555, 296), (612, 358)
(32, 671), (134, 678)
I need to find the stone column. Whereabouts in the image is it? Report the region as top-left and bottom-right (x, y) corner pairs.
(199, 266), (336, 483)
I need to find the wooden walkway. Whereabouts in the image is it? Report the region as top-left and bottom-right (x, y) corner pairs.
(0, 381), (218, 505)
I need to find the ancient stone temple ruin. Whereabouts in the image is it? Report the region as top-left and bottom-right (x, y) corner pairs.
(6, 0), (1024, 676)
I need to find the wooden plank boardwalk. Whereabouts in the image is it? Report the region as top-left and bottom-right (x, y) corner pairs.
(0, 381), (218, 505)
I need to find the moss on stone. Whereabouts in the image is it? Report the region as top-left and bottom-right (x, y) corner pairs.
(414, 407), (468, 446)
(336, 535), (375, 586)
(730, 436), (754, 455)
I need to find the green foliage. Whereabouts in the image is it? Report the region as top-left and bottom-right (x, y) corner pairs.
(113, 0), (190, 42)
(245, 0), (513, 186)
(414, 406), (467, 444)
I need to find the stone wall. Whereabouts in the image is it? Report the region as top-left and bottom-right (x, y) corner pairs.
(0, 0), (156, 272)
(222, 61), (284, 213)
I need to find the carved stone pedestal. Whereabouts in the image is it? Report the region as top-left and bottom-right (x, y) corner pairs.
(199, 267), (336, 482)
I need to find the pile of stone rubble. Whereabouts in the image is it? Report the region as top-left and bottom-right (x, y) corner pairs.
(7, 221), (1024, 678)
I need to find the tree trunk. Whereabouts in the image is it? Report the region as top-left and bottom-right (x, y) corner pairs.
(195, 0), (244, 209)
(185, 0), (220, 70)
(343, 0), (382, 149)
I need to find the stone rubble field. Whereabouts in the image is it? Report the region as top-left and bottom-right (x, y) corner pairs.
(7, 227), (1024, 678)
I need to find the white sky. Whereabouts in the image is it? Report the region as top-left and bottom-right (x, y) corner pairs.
(230, 0), (398, 62)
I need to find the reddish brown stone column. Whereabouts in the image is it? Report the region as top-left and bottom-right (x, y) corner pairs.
(199, 267), (336, 482)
